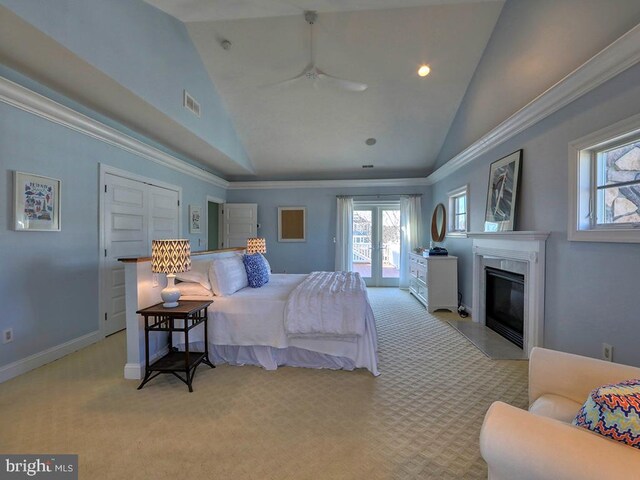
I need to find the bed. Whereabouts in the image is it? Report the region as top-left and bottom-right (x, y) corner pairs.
(121, 249), (379, 379)
(176, 273), (378, 375)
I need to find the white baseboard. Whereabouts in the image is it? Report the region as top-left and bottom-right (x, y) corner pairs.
(0, 330), (102, 384)
(123, 346), (169, 380)
(124, 363), (143, 380)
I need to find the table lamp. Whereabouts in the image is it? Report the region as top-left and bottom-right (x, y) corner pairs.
(151, 239), (191, 308)
(246, 237), (267, 255)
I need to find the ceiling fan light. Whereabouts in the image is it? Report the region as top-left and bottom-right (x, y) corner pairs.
(418, 65), (431, 77)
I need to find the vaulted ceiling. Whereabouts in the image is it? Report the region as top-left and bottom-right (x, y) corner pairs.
(146, 0), (504, 180)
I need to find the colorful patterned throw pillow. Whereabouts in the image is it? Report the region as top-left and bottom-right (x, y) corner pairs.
(572, 379), (640, 449)
(243, 253), (269, 288)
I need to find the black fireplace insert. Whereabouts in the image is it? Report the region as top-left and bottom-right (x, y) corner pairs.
(485, 266), (524, 348)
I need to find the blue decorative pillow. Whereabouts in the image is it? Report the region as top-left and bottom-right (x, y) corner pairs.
(243, 253), (269, 288)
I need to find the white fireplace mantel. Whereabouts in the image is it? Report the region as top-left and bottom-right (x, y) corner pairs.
(467, 231), (551, 241)
(469, 231), (550, 357)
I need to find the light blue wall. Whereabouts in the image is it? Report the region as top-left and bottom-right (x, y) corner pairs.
(435, 0), (640, 167)
(0, 81), (226, 368)
(0, 0), (251, 172)
(227, 186), (431, 274)
(0, 64), (222, 176)
(432, 62), (640, 366)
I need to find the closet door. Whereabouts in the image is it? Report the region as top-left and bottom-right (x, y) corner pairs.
(149, 185), (179, 241)
(102, 175), (180, 336)
(103, 174), (149, 336)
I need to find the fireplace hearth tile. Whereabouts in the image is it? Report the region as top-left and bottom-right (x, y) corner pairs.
(447, 319), (528, 360)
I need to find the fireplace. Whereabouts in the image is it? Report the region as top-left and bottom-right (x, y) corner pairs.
(485, 267), (525, 348)
(470, 231), (549, 357)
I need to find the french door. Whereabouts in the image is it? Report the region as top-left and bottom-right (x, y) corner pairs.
(352, 204), (400, 287)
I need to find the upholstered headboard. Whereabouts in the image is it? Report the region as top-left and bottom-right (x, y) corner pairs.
(119, 248), (244, 380)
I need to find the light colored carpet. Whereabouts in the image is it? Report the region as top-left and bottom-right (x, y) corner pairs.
(0, 289), (528, 479)
(447, 320), (528, 360)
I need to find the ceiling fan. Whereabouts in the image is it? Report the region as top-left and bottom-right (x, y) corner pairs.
(271, 10), (368, 92)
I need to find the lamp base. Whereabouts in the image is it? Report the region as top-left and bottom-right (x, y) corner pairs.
(161, 273), (180, 308)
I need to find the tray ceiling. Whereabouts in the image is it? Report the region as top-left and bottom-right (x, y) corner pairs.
(186, 3), (503, 179)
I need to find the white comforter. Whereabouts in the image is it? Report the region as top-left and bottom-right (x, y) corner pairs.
(175, 273), (379, 375)
(284, 271), (367, 339)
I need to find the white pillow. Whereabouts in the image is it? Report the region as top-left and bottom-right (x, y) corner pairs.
(175, 260), (211, 290)
(176, 282), (213, 297)
(209, 255), (248, 296)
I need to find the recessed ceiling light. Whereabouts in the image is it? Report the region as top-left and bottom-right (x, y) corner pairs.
(418, 65), (431, 77)
(365, 138), (377, 146)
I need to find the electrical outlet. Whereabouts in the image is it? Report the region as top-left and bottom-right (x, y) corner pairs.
(3, 328), (13, 344)
(602, 343), (613, 362)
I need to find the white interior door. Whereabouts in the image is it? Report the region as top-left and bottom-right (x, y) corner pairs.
(149, 185), (179, 241)
(103, 174), (149, 336)
(102, 174), (179, 336)
(222, 203), (257, 248)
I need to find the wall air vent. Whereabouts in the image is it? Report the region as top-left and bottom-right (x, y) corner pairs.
(362, 165), (374, 169)
(183, 90), (201, 118)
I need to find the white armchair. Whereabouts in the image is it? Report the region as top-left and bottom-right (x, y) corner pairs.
(480, 347), (640, 480)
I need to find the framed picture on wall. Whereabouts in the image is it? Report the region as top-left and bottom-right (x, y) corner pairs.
(278, 206), (306, 242)
(14, 171), (61, 232)
(189, 205), (202, 234)
(484, 150), (522, 232)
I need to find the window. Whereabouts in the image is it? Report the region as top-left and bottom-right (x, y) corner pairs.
(569, 113), (640, 243)
(447, 185), (468, 237)
(595, 140), (640, 225)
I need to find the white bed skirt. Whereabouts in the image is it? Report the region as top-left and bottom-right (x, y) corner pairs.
(177, 341), (374, 374)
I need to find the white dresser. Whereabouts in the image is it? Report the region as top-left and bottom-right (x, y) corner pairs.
(408, 253), (458, 313)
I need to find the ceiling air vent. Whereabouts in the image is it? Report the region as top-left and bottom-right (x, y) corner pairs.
(183, 90), (201, 118)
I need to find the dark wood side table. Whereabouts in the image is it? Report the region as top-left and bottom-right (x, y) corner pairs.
(136, 300), (214, 392)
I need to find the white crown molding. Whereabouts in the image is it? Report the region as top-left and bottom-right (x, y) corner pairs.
(4, 22), (639, 192)
(0, 76), (230, 189)
(426, 23), (640, 185)
(227, 177), (430, 190)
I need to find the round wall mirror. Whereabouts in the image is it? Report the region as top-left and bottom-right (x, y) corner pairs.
(431, 203), (447, 242)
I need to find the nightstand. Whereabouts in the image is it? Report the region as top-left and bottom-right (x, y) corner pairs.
(136, 300), (214, 392)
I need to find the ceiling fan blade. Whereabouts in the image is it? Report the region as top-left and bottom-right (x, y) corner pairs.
(259, 64), (314, 89)
(316, 70), (368, 92)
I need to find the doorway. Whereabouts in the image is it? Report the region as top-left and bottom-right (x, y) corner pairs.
(352, 203), (400, 287)
(207, 199), (222, 250)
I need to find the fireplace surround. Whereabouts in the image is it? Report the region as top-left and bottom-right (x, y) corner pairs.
(469, 231), (550, 357)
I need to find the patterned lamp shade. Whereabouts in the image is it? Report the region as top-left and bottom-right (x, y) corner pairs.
(151, 239), (191, 274)
(246, 237), (267, 254)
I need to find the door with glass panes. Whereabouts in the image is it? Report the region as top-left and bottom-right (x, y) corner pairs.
(352, 204), (400, 287)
